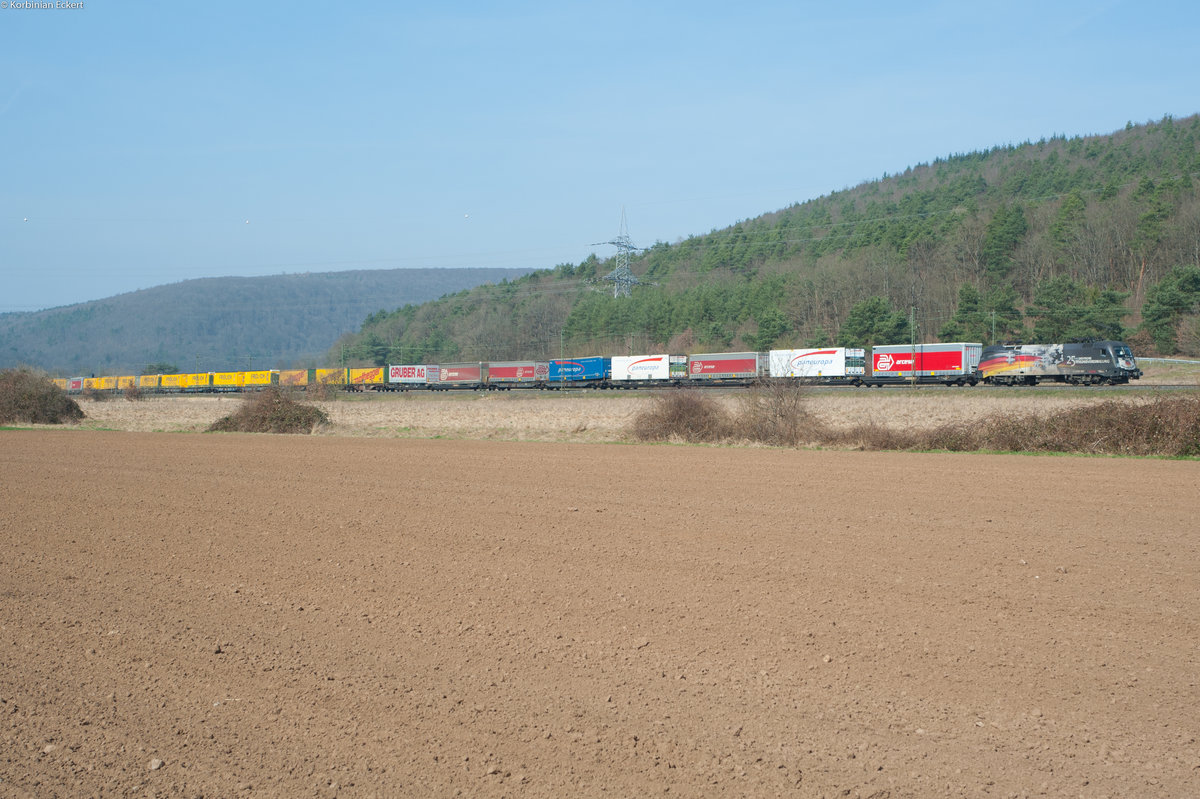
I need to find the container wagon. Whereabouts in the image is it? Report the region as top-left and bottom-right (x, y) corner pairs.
(768, 348), (865, 381)
(687, 352), (766, 384)
(488, 361), (548, 390)
(866, 343), (982, 386)
(612, 354), (672, 382)
(546, 356), (611, 388)
(387, 364), (429, 391)
(429, 362), (486, 390)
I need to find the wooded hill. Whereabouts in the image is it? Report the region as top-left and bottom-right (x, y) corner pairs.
(336, 115), (1200, 367)
(0, 268), (531, 375)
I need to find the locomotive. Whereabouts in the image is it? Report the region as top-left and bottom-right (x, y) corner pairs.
(978, 341), (1142, 386)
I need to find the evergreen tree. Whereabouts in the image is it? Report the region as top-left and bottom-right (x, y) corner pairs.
(838, 296), (910, 348)
(1029, 276), (1128, 341)
(982, 204), (1028, 278)
(983, 285), (1026, 342)
(1140, 265), (1200, 352)
(939, 284), (988, 342)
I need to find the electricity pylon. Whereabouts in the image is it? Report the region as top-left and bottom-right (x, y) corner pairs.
(592, 208), (654, 298)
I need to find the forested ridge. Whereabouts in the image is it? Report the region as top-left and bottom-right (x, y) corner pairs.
(1, 268), (530, 374)
(339, 115), (1200, 366)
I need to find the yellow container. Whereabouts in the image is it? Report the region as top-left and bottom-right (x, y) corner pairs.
(315, 368), (345, 385)
(349, 367), (384, 385)
(242, 370), (277, 387)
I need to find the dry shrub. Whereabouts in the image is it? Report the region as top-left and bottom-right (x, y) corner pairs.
(123, 383), (144, 402)
(630, 382), (820, 446)
(0, 368), (85, 424)
(81, 387), (107, 402)
(207, 386), (330, 434)
(830, 394), (1200, 457)
(630, 390), (732, 442)
(819, 420), (925, 451)
(964, 395), (1200, 457)
(306, 379), (340, 401)
(733, 380), (820, 446)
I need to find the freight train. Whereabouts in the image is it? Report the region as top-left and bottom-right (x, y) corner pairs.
(53, 340), (1142, 394)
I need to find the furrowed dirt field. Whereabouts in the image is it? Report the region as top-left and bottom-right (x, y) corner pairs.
(2, 410), (1199, 798)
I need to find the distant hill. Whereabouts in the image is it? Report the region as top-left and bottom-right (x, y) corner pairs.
(336, 115), (1200, 363)
(0, 268), (532, 375)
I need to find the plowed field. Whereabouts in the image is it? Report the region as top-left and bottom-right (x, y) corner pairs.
(2, 430), (1197, 798)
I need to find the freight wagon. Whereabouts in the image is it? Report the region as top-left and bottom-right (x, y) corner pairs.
(387, 364), (429, 390)
(429, 363), (486, 390)
(612, 354), (672, 382)
(768, 348), (865, 381)
(546, 356), (611, 388)
(348, 367), (386, 390)
(865, 343), (982, 386)
(488, 361), (549, 389)
(687, 352), (766, 383)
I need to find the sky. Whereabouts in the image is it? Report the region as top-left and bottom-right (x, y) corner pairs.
(1, 0), (1198, 313)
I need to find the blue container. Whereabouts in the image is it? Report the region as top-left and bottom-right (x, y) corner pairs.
(548, 356), (610, 382)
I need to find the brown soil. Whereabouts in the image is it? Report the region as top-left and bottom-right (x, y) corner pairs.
(2, 431), (1197, 798)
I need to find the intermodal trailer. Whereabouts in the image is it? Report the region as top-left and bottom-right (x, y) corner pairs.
(867, 343), (982, 386)
(137, 374), (161, 390)
(387, 364), (429, 390)
(612, 354), (673, 382)
(487, 361), (548, 389)
(687, 352), (765, 383)
(547, 356), (610, 387)
(768, 348), (865, 381)
(160, 374), (188, 391)
(211, 372), (243, 391)
(89, 376), (118, 391)
(279, 369), (308, 388)
(349, 367), (385, 390)
(186, 372), (212, 392)
(314, 368), (346, 387)
(241, 370), (277, 390)
(429, 362), (485, 390)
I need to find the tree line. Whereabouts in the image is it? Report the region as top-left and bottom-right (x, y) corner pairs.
(336, 115), (1200, 365)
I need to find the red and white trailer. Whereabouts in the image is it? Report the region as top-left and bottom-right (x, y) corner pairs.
(687, 352), (765, 382)
(428, 362), (486, 389)
(488, 361), (549, 388)
(387, 364), (429, 390)
(868, 343), (982, 385)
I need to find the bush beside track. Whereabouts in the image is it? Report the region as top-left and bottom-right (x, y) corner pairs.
(207, 387), (330, 434)
(0, 368), (85, 425)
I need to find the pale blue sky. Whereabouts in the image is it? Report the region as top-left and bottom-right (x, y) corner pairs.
(2, 0), (1197, 312)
